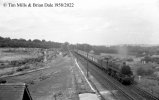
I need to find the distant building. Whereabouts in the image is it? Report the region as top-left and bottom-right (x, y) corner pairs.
(0, 83), (32, 100)
(141, 55), (159, 64)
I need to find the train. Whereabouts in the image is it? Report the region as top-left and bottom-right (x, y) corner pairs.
(75, 49), (134, 85)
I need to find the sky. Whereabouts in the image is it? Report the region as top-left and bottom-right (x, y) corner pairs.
(0, 0), (159, 45)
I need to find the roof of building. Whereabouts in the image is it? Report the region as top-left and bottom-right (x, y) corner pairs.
(0, 82), (32, 100)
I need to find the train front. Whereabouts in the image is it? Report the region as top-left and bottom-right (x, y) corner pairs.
(122, 74), (134, 85)
(120, 63), (134, 84)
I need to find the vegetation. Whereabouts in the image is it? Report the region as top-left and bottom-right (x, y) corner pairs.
(141, 56), (159, 64)
(16, 65), (30, 72)
(136, 67), (154, 76)
(138, 78), (159, 97)
(0, 36), (61, 48)
(2, 36), (159, 57)
(70, 43), (159, 56)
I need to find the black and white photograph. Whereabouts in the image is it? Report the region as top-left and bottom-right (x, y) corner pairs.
(0, 0), (159, 100)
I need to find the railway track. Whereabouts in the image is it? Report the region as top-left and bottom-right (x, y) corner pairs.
(129, 85), (159, 100)
(74, 52), (159, 100)
(74, 52), (140, 100)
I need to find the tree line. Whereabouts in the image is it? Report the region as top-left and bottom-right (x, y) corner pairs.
(70, 43), (159, 56)
(0, 36), (61, 48)
(1, 35), (159, 56)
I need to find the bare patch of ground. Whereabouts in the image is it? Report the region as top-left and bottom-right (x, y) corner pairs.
(0, 48), (39, 62)
(3, 55), (75, 100)
(0, 48), (49, 76)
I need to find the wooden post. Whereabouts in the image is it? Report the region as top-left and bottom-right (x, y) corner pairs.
(87, 53), (89, 78)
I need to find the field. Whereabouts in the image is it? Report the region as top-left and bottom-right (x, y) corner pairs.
(0, 48), (45, 76)
(0, 52), (35, 61)
(0, 48), (41, 61)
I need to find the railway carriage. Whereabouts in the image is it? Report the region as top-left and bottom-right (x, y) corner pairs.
(92, 56), (98, 63)
(101, 59), (108, 70)
(88, 54), (93, 60)
(96, 58), (103, 69)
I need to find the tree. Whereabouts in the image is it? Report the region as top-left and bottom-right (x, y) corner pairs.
(136, 67), (145, 76)
(0, 36), (61, 48)
(33, 39), (41, 43)
(19, 38), (26, 42)
(136, 67), (154, 76)
(61, 42), (69, 52)
(28, 39), (32, 42)
(42, 39), (46, 42)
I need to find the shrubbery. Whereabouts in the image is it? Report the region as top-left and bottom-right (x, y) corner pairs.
(16, 65), (30, 72)
(0, 36), (61, 48)
(136, 67), (154, 76)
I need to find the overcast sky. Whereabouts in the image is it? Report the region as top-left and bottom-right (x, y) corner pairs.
(0, 0), (159, 45)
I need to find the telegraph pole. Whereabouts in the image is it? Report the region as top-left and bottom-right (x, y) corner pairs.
(76, 44), (78, 62)
(84, 45), (89, 78)
(86, 52), (89, 78)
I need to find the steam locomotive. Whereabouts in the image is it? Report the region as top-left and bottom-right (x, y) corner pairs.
(75, 50), (134, 85)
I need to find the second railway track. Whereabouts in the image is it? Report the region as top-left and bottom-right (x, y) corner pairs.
(74, 52), (141, 100)
(129, 85), (159, 100)
(74, 52), (159, 100)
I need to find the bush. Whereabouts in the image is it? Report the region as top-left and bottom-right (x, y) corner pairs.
(16, 65), (30, 72)
(136, 67), (144, 76)
(126, 58), (134, 62)
(145, 69), (154, 75)
(0, 79), (6, 83)
(136, 67), (154, 76)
